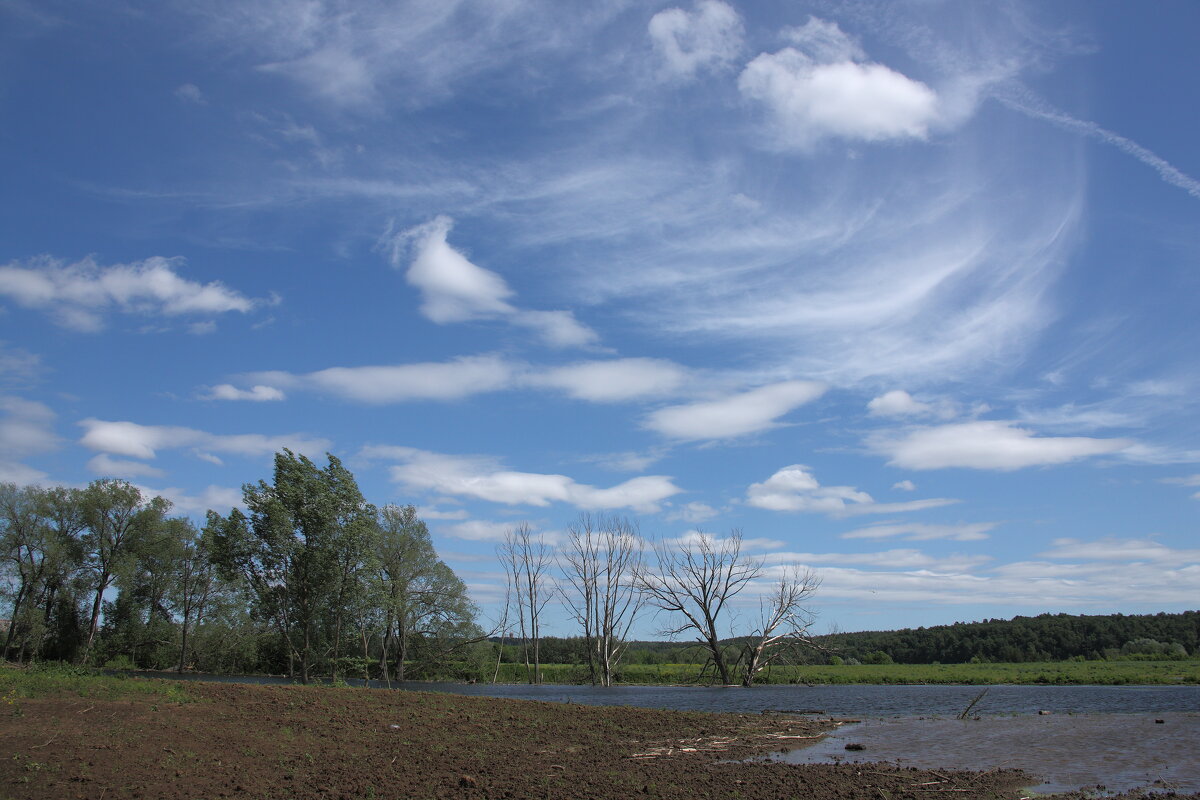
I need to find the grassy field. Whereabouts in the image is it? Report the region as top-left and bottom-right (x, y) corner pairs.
(1, 661), (195, 703)
(492, 659), (1200, 686)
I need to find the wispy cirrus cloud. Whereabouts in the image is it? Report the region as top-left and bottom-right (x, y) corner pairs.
(841, 521), (996, 542)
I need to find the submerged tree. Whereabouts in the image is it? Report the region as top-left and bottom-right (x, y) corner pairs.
(498, 523), (553, 684)
(736, 566), (820, 686)
(636, 530), (763, 685)
(560, 514), (645, 686)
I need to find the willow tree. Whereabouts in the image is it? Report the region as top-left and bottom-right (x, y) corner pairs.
(374, 504), (476, 682)
(211, 450), (376, 683)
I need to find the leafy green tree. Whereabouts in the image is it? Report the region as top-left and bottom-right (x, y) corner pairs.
(211, 450), (375, 683)
(375, 505), (477, 682)
(78, 479), (169, 663)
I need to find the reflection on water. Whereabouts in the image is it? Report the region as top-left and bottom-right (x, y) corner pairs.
(767, 713), (1200, 795)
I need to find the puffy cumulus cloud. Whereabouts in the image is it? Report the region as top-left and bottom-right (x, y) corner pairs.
(533, 358), (689, 403)
(840, 521), (996, 542)
(867, 389), (933, 417)
(871, 420), (1133, 471)
(0, 396), (58, 485)
(248, 355), (516, 403)
(366, 445), (683, 513)
(746, 464), (957, 516)
(892, 480), (916, 491)
(441, 519), (518, 543)
(78, 418), (330, 462)
(174, 83), (205, 104)
(86, 454), (166, 479)
(644, 380), (825, 440)
(206, 384), (286, 402)
(648, 0), (743, 79)
(0, 255), (259, 332)
(390, 216), (597, 348)
(738, 17), (938, 148)
(400, 216), (515, 323)
(1039, 537), (1200, 563)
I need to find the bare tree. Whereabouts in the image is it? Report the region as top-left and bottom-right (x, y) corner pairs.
(560, 514), (645, 686)
(497, 523), (553, 684)
(736, 566), (820, 686)
(635, 530), (763, 685)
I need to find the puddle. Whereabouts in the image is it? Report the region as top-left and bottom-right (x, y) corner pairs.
(766, 713), (1200, 795)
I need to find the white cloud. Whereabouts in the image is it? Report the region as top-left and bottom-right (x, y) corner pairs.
(738, 18), (939, 148)
(250, 355), (516, 403)
(206, 384), (286, 402)
(0, 342), (42, 386)
(142, 484), (245, 516)
(648, 0), (743, 79)
(399, 215), (515, 323)
(533, 358), (688, 403)
(442, 519), (516, 543)
(746, 464), (957, 516)
(389, 216), (597, 348)
(86, 454), (166, 479)
(0, 255), (259, 332)
(667, 529), (784, 552)
(892, 479), (916, 492)
(1039, 537), (1200, 564)
(644, 380), (825, 440)
(841, 521), (996, 542)
(0, 396), (58, 485)
(872, 420), (1133, 471)
(369, 445), (683, 513)
(174, 83), (206, 104)
(78, 418), (330, 462)
(867, 389), (933, 417)
(767, 549), (990, 571)
(510, 310), (598, 349)
(665, 501), (719, 524)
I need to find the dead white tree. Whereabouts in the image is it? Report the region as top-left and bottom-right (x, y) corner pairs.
(559, 514), (646, 686)
(736, 566), (821, 686)
(635, 530), (763, 685)
(497, 523), (553, 684)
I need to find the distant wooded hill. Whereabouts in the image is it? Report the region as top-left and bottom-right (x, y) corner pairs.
(605, 611), (1199, 666)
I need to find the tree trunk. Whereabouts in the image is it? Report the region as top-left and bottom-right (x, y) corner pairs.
(82, 571), (109, 664)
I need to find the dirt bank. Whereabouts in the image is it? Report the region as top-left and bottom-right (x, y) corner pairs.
(0, 679), (1179, 799)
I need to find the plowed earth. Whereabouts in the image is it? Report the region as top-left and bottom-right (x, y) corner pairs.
(0, 680), (1113, 800)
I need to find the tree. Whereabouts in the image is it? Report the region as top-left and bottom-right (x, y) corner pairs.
(78, 479), (169, 663)
(736, 566), (820, 686)
(169, 519), (215, 673)
(636, 530), (763, 685)
(498, 523), (553, 684)
(374, 504), (477, 682)
(560, 514), (645, 686)
(210, 450), (375, 683)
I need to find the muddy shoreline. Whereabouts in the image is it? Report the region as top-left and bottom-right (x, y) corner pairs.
(3, 680), (1195, 799)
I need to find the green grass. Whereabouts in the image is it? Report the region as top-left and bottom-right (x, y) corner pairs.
(483, 659), (1200, 686)
(0, 661), (195, 702)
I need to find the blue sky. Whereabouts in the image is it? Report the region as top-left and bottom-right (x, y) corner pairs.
(2, 0), (1198, 636)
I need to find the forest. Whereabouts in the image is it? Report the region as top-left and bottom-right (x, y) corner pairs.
(2, 450), (1196, 686)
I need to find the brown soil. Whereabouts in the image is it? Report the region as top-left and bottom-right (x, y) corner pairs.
(0, 679), (1168, 800)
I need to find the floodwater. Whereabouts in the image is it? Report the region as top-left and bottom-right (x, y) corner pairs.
(765, 712), (1200, 796)
(130, 672), (1200, 794)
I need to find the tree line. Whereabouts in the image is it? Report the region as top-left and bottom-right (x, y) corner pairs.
(1, 450), (823, 687)
(0, 451), (478, 683)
